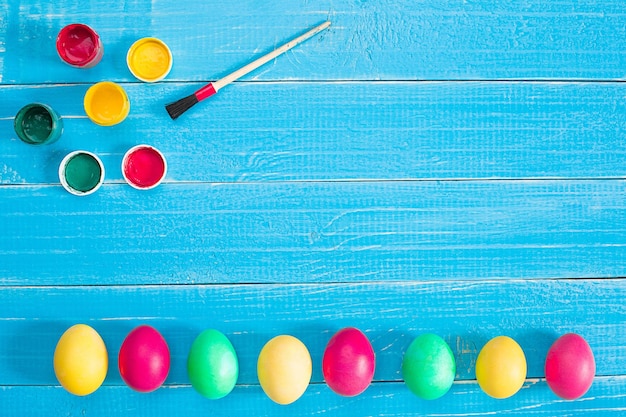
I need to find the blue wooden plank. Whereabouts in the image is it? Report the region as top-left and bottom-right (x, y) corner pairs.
(2, 1), (626, 84)
(2, 81), (626, 183)
(2, 1), (626, 416)
(1, 180), (625, 285)
(0, 280), (624, 385)
(1, 378), (626, 417)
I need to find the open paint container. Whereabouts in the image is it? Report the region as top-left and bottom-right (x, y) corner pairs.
(56, 23), (104, 68)
(84, 81), (130, 126)
(122, 145), (167, 190)
(127, 37), (172, 82)
(14, 103), (63, 145)
(59, 150), (105, 196)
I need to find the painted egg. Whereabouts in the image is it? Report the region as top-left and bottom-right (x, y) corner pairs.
(257, 335), (312, 404)
(322, 327), (375, 396)
(402, 333), (456, 400)
(545, 333), (595, 400)
(475, 336), (527, 399)
(187, 329), (239, 399)
(53, 324), (108, 396)
(118, 325), (170, 392)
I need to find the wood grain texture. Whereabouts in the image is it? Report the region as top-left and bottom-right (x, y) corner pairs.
(1, 180), (625, 285)
(1, 378), (626, 417)
(1, 281), (624, 385)
(2, 1), (626, 83)
(2, 81), (626, 183)
(1, 0), (625, 415)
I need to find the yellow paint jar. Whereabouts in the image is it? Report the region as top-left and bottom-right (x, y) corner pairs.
(127, 37), (173, 82)
(84, 81), (130, 126)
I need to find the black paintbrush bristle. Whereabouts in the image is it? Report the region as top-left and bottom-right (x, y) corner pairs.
(165, 94), (199, 120)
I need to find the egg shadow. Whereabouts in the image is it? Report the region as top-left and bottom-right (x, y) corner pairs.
(450, 332), (489, 380)
(5, 321), (72, 383)
(95, 321), (140, 386)
(154, 321), (199, 385)
(102, 321), (219, 387)
(517, 329), (559, 378)
(231, 322), (332, 385)
(295, 322), (338, 383)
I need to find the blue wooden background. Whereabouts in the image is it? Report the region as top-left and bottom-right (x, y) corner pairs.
(1, 1), (625, 415)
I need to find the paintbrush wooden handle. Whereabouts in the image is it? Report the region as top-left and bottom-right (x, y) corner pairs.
(167, 20), (331, 120)
(211, 21), (331, 92)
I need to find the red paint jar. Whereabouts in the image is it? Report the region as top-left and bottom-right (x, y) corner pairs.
(56, 24), (104, 68)
(122, 145), (167, 190)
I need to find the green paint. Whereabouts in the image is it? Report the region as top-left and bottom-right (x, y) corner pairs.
(64, 153), (102, 193)
(14, 104), (63, 145)
(21, 107), (52, 143)
(402, 333), (456, 400)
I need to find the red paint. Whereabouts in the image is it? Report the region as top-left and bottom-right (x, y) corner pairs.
(123, 146), (166, 189)
(56, 24), (103, 68)
(195, 83), (217, 101)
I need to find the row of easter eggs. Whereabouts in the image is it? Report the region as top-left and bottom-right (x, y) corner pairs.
(54, 324), (595, 404)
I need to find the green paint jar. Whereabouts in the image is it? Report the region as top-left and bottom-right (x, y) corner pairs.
(14, 103), (64, 145)
(59, 150), (105, 196)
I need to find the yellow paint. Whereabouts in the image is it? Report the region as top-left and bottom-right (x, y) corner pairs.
(53, 324), (108, 396)
(475, 336), (527, 399)
(257, 335), (311, 405)
(127, 37), (172, 82)
(83, 81), (130, 126)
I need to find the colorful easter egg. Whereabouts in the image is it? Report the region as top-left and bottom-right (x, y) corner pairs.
(118, 325), (170, 392)
(187, 329), (239, 399)
(257, 335), (312, 404)
(402, 333), (456, 400)
(53, 324), (108, 396)
(322, 327), (376, 396)
(475, 336), (527, 399)
(545, 333), (595, 400)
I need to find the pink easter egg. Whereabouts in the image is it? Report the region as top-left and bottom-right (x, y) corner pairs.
(322, 327), (375, 396)
(118, 325), (170, 392)
(545, 333), (595, 400)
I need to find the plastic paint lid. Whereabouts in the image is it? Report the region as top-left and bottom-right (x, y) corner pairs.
(59, 150), (105, 196)
(126, 37), (173, 82)
(84, 81), (130, 126)
(122, 145), (167, 190)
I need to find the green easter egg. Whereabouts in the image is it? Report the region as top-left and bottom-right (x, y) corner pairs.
(187, 329), (239, 399)
(402, 333), (456, 400)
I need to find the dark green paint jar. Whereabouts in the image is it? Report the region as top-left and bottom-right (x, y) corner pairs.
(14, 103), (63, 145)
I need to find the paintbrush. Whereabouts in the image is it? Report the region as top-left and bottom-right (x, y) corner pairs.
(165, 21), (331, 120)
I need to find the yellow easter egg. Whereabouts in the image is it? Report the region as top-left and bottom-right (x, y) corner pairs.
(257, 335), (312, 404)
(475, 336), (527, 399)
(53, 324), (108, 396)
